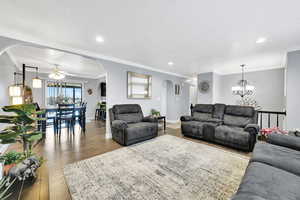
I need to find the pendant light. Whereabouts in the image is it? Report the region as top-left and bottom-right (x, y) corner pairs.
(32, 67), (42, 88)
(9, 72), (22, 97)
(232, 64), (255, 98)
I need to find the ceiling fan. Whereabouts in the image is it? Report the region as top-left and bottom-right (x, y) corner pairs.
(48, 64), (79, 80)
(48, 65), (66, 80)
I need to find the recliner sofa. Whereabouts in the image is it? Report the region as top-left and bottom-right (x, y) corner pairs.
(181, 104), (259, 151)
(232, 133), (300, 199)
(109, 104), (158, 146)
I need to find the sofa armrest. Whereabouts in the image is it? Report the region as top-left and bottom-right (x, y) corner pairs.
(142, 116), (158, 123)
(244, 124), (259, 133)
(244, 124), (259, 151)
(111, 120), (128, 129)
(267, 133), (300, 151)
(180, 116), (193, 121)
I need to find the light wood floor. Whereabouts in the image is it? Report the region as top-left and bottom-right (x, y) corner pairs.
(14, 121), (250, 200)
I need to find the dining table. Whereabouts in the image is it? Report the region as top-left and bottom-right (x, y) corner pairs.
(39, 106), (86, 133)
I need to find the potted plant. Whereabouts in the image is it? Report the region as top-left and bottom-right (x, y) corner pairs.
(151, 109), (160, 117)
(0, 104), (45, 168)
(0, 151), (22, 175)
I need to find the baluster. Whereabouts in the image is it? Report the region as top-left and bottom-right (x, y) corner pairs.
(260, 112), (263, 128)
(268, 113), (271, 128)
(276, 114), (279, 127)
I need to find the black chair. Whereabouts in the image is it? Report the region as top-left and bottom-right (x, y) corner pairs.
(78, 104), (87, 133)
(54, 104), (75, 135)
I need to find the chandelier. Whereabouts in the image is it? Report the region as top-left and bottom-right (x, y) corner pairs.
(232, 64), (254, 98)
(48, 65), (65, 80)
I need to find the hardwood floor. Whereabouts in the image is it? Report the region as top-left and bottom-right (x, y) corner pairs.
(14, 121), (250, 200)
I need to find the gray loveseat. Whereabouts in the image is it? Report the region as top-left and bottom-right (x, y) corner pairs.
(181, 104), (259, 151)
(232, 133), (300, 200)
(109, 104), (158, 146)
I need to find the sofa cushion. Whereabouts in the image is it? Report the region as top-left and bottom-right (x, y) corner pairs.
(113, 104), (143, 123)
(215, 125), (250, 147)
(224, 114), (253, 127)
(212, 103), (226, 119)
(192, 104), (213, 113)
(126, 122), (157, 141)
(115, 113), (143, 123)
(232, 162), (300, 200)
(113, 104), (142, 114)
(181, 121), (206, 137)
(251, 142), (300, 176)
(193, 112), (212, 121)
(225, 105), (254, 117)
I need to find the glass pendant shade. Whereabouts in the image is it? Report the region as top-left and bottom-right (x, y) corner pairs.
(32, 78), (42, 88)
(232, 65), (255, 97)
(9, 85), (22, 97)
(12, 96), (23, 105)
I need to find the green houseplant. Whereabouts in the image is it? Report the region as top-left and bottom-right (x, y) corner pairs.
(0, 104), (45, 158)
(0, 151), (22, 166)
(0, 151), (23, 175)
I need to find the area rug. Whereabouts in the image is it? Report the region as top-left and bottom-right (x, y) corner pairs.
(64, 135), (249, 200)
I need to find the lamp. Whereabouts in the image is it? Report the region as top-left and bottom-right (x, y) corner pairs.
(32, 67), (42, 88)
(12, 96), (23, 105)
(9, 72), (22, 97)
(232, 64), (255, 98)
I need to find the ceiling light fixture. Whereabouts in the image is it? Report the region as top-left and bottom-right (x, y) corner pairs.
(96, 36), (104, 43)
(256, 37), (267, 44)
(48, 65), (66, 80)
(232, 64), (255, 98)
(168, 62), (174, 66)
(32, 67), (42, 88)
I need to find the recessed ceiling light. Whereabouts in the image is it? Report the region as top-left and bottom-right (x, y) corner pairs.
(168, 62), (174, 66)
(256, 37), (267, 44)
(96, 36), (104, 43)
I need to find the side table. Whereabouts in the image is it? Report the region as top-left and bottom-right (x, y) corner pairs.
(155, 116), (166, 131)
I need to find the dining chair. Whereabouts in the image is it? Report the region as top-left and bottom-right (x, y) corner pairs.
(55, 104), (75, 135)
(78, 103), (87, 133)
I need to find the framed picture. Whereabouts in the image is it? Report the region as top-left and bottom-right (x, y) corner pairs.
(175, 84), (181, 95)
(127, 71), (152, 99)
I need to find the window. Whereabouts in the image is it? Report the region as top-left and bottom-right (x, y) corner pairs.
(46, 81), (82, 106)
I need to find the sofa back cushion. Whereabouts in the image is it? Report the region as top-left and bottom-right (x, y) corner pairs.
(192, 104), (213, 120)
(213, 104), (226, 119)
(113, 104), (143, 123)
(224, 105), (255, 127)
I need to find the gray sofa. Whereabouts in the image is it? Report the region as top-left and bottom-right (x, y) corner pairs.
(232, 133), (300, 200)
(109, 104), (158, 146)
(181, 104), (259, 151)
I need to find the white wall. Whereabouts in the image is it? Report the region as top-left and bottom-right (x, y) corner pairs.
(217, 68), (285, 112)
(0, 52), (17, 124)
(0, 52), (17, 152)
(101, 59), (190, 136)
(286, 50), (300, 129)
(197, 72), (214, 104)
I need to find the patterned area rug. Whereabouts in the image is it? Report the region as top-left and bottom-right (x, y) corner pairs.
(64, 135), (249, 200)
